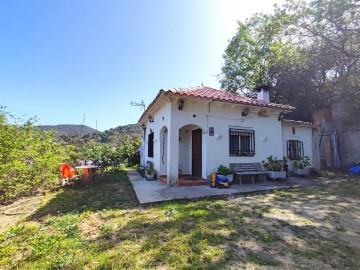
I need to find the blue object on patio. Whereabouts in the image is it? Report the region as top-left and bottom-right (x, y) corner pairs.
(215, 175), (229, 188)
(348, 165), (360, 174)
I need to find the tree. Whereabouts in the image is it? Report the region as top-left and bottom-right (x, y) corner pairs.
(220, 12), (294, 95)
(116, 136), (141, 167)
(0, 108), (71, 203)
(79, 142), (119, 166)
(220, 0), (360, 122)
(282, 0), (360, 119)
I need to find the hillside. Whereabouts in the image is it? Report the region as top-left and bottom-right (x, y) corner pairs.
(99, 124), (142, 144)
(39, 123), (142, 145)
(38, 124), (98, 137)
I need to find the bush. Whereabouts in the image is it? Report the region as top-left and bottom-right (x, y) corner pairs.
(79, 136), (141, 168)
(262, 156), (287, 172)
(0, 109), (71, 203)
(294, 156), (311, 169)
(217, 165), (232, 175)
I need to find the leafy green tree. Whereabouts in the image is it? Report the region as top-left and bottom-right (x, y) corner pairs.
(220, 11), (295, 95)
(220, 0), (360, 122)
(0, 108), (71, 203)
(79, 136), (140, 167)
(281, 0), (360, 119)
(79, 142), (119, 166)
(116, 136), (141, 167)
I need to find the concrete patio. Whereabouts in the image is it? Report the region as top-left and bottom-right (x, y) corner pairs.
(127, 170), (316, 204)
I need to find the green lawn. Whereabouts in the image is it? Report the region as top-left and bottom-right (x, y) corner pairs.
(1, 170), (359, 269)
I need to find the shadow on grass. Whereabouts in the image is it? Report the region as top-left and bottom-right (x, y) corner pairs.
(6, 173), (358, 269)
(78, 199), (238, 269)
(29, 169), (139, 220)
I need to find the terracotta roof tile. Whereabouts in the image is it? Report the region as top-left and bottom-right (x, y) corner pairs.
(282, 119), (319, 127)
(139, 86), (295, 122)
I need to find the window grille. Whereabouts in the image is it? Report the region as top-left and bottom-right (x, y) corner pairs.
(287, 140), (303, 159)
(229, 128), (255, 156)
(148, 132), (154, 157)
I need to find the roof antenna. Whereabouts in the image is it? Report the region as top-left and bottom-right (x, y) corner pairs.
(131, 100), (146, 111)
(77, 113), (86, 147)
(79, 113), (86, 138)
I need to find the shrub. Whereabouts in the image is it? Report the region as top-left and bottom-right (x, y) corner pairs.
(0, 108), (71, 203)
(217, 165), (232, 175)
(262, 156), (287, 171)
(294, 156), (311, 169)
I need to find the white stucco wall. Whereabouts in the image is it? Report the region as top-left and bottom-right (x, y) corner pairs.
(204, 102), (284, 178)
(148, 98), (286, 180)
(281, 124), (315, 171)
(142, 96), (317, 185)
(142, 102), (171, 172)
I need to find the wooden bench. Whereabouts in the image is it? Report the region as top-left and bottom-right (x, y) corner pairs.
(230, 163), (267, 184)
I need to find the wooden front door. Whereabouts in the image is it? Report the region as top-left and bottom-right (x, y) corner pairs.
(192, 129), (202, 177)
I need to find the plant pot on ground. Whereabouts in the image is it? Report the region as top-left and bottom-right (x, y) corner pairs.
(145, 167), (157, 181)
(262, 156), (287, 180)
(216, 165), (233, 183)
(293, 156), (311, 176)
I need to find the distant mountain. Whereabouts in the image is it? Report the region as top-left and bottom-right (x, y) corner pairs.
(38, 124), (98, 137)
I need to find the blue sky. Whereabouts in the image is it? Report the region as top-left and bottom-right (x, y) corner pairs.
(0, 0), (284, 131)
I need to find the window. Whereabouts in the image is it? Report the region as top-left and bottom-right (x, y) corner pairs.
(229, 128), (255, 156)
(148, 132), (154, 157)
(287, 140), (303, 159)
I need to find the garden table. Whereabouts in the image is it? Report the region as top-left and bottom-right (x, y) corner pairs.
(75, 166), (98, 183)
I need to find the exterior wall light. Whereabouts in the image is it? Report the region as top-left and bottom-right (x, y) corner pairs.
(178, 99), (185, 110)
(141, 124), (146, 138)
(242, 108), (249, 117)
(278, 112), (284, 121)
(148, 116), (154, 123)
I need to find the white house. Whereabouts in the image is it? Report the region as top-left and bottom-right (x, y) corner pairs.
(138, 86), (319, 186)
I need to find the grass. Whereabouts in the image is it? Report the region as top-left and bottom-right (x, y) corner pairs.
(0, 170), (359, 269)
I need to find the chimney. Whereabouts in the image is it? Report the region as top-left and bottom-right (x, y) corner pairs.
(255, 85), (270, 103)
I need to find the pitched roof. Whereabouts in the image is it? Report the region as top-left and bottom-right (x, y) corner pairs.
(139, 86), (295, 122)
(282, 119), (319, 127)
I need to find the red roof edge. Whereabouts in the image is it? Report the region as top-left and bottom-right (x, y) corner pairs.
(138, 86), (295, 123)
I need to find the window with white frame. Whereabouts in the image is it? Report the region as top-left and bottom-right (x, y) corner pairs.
(229, 128), (255, 156)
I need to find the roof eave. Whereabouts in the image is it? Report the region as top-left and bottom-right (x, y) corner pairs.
(138, 88), (295, 123)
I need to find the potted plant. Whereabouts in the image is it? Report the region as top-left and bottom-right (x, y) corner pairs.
(262, 156), (287, 180)
(216, 165), (233, 183)
(145, 167), (157, 180)
(137, 166), (146, 178)
(293, 156), (311, 176)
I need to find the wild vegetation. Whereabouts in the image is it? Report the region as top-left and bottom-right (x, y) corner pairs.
(79, 136), (141, 168)
(0, 109), (72, 203)
(0, 108), (141, 204)
(220, 0), (360, 122)
(0, 170), (359, 269)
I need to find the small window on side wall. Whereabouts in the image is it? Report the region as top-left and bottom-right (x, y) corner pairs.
(229, 128), (255, 156)
(287, 140), (303, 160)
(148, 132), (154, 157)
